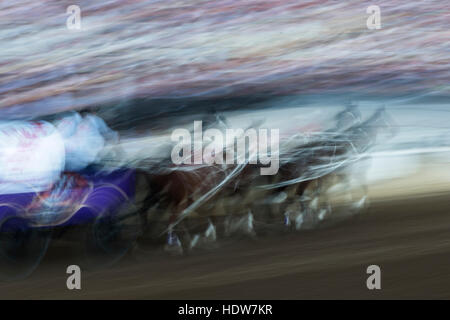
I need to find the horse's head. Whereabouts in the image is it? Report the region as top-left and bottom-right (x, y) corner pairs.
(370, 106), (397, 138)
(345, 106), (397, 156)
(335, 102), (362, 130)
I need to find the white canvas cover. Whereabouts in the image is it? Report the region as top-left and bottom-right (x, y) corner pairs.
(0, 121), (65, 194)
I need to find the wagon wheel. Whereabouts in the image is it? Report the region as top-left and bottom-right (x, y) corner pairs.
(0, 216), (51, 281)
(83, 204), (141, 268)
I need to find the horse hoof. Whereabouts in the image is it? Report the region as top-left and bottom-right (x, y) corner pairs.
(189, 234), (200, 250)
(284, 212), (291, 227)
(204, 221), (217, 241)
(318, 209), (328, 221)
(352, 195), (368, 211)
(245, 212), (256, 237)
(164, 232), (183, 255)
(295, 213), (304, 230)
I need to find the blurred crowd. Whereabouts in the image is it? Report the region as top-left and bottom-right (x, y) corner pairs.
(0, 0), (448, 118)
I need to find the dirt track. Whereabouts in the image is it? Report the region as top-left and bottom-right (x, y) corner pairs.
(1, 192), (450, 299)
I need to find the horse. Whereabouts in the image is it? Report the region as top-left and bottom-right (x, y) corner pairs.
(261, 106), (396, 229)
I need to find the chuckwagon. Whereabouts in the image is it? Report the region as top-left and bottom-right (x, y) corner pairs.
(0, 169), (138, 280)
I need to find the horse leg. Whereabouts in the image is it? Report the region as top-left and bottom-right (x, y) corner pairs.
(184, 200), (219, 251)
(164, 196), (189, 253)
(220, 187), (255, 237)
(187, 216), (218, 250)
(293, 181), (323, 229)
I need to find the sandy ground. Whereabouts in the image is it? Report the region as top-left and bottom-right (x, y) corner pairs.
(1, 183), (450, 299)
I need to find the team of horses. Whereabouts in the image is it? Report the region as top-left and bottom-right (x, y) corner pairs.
(129, 106), (393, 253)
